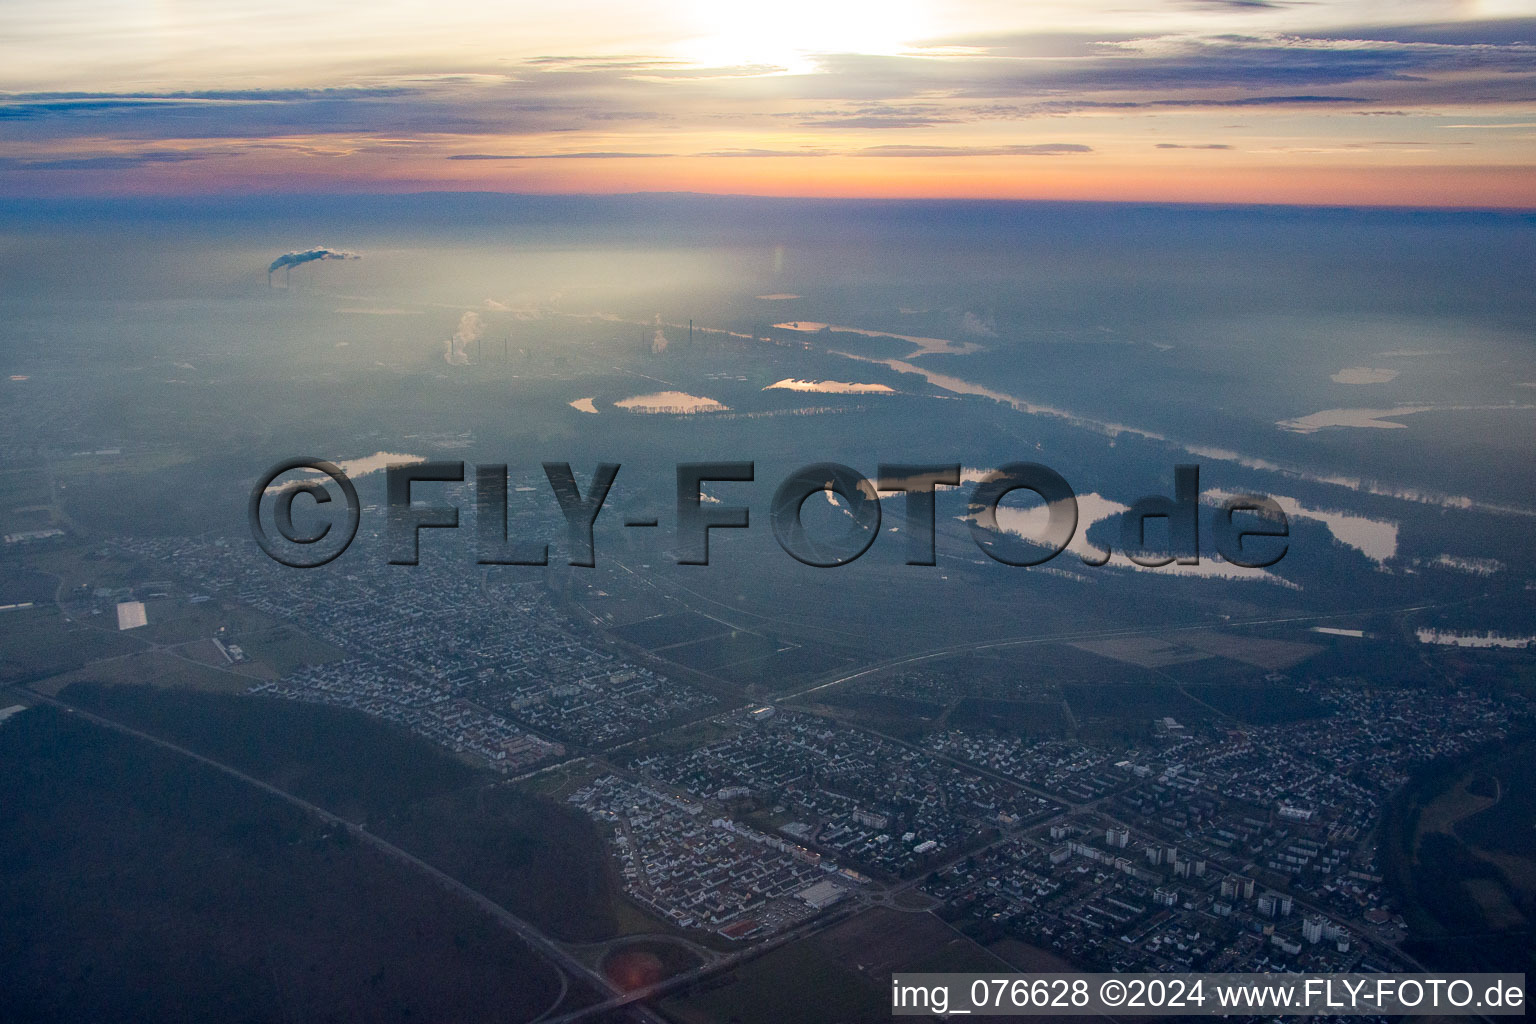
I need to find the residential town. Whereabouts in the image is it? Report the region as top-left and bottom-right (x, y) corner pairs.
(107, 532), (1530, 977)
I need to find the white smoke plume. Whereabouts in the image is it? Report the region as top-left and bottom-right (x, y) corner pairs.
(650, 314), (668, 354)
(959, 311), (997, 336)
(266, 246), (359, 286)
(444, 310), (482, 365)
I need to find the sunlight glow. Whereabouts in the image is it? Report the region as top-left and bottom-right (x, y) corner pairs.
(678, 0), (927, 71)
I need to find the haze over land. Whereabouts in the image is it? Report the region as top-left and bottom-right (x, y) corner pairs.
(2, 1), (1535, 1020)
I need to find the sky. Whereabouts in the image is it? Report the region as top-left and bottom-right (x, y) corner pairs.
(1, 0), (1533, 206)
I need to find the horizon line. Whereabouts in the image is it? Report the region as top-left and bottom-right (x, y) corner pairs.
(2, 188), (1534, 216)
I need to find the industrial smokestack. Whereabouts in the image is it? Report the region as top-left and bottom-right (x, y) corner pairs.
(444, 310), (483, 365)
(650, 314), (668, 354)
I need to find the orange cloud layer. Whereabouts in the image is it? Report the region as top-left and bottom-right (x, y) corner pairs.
(69, 155), (1525, 209)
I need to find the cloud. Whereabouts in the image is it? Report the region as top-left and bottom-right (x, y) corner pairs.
(1179, 0), (1294, 9)
(0, 79), (577, 141)
(5, 87), (412, 102)
(960, 312), (997, 336)
(0, 148), (234, 171)
(447, 151), (674, 159)
(522, 56), (686, 71)
(0, 19), (1532, 194)
(2, 26), (1529, 154)
(1155, 143), (1234, 149)
(1151, 95), (1364, 107)
(857, 143), (1092, 156)
(267, 247), (359, 285)
(695, 148), (831, 157)
(813, 29), (1536, 107)
(969, 95), (1366, 118)
(1303, 17), (1536, 48)
(788, 103), (959, 129)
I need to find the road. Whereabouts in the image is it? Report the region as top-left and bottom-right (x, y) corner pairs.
(21, 687), (665, 1024)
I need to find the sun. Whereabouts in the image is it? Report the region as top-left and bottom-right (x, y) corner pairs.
(678, 0), (927, 72)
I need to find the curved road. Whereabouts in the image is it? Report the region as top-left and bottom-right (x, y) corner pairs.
(21, 688), (664, 1024)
